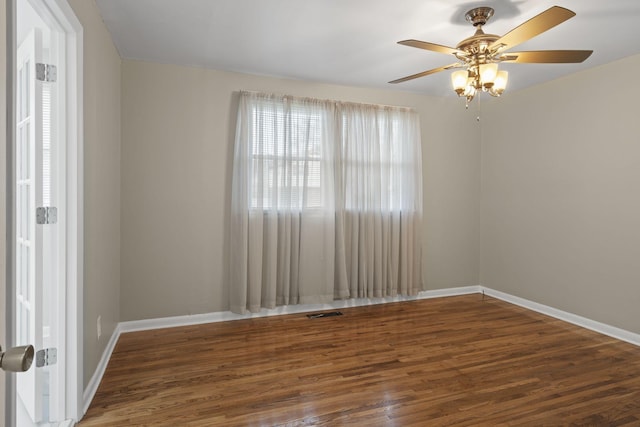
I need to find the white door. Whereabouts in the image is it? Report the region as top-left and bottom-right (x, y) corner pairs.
(16, 27), (45, 423)
(16, 24), (61, 424)
(11, 0), (82, 424)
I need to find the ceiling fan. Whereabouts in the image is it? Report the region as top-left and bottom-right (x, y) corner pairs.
(390, 6), (592, 103)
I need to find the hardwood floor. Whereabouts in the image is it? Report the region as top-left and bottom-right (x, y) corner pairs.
(80, 295), (640, 426)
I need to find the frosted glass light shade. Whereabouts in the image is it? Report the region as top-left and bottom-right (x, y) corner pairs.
(464, 85), (476, 97)
(479, 63), (498, 85)
(494, 70), (508, 92)
(451, 70), (468, 91)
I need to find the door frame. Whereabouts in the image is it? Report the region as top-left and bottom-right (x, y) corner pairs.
(6, 0), (83, 423)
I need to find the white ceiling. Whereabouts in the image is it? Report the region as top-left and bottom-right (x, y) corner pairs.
(95, 0), (640, 97)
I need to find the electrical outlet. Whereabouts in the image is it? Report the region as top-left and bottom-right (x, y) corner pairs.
(97, 315), (102, 340)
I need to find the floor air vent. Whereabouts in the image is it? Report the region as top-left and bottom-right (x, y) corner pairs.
(307, 311), (343, 319)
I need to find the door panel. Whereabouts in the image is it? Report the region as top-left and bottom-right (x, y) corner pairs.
(16, 27), (44, 423)
(13, 0), (81, 423)
(1, 0), (8, 421)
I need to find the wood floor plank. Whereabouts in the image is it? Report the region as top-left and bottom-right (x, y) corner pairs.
(79, 295), (640, 426)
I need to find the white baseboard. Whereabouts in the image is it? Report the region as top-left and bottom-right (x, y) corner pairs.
(82, 284), (639, 418)
(82, 323), (122, 417)
(420, 285), (481, 300)
(118, 286), (481, 334)
(481, 286), (640, 347)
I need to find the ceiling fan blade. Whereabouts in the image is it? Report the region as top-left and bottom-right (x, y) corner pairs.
(389, 63), (462, 84)
(502, 50), (593, 63)
(489, 6), (576, 51)
(398, 39), (465, 56)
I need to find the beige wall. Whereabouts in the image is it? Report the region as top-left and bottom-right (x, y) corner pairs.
(480, 54), (640, 334)
(67, 0), (121, 387)
(120, 60), (480, 321)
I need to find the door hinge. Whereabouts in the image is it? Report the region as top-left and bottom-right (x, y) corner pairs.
(36, 348), (57, 368)
(36, 63), (57, 82)
(36, 207), (57, 225)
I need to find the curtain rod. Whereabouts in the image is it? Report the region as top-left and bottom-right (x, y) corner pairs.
(238, 90), (416, 112)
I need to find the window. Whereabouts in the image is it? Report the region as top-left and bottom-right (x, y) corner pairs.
(231, 91), (424, 314)
(250, 98), (325, 209)
(246, 95), (421, 213)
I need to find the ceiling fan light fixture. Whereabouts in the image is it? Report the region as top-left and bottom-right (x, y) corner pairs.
(451, 63), (507, 102)
(479, 63), (498, 87)
(391, 6), (592, 110)
(492, 70), (509, 95)
(451, 70), (468, 95)
(464, 84), (477, 98)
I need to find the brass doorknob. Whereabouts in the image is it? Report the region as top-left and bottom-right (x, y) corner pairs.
(0, 345), (35, 372)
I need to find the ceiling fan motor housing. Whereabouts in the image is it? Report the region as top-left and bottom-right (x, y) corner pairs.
(457, 7), (501, 61)
(465, 7), (494, 27)
(456, 29), (499, 57)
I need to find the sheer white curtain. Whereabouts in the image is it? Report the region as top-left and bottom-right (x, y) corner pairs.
(334, 103), (423, 299)
(230, 91), (423, 314)
(230, 92), (337, 313)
